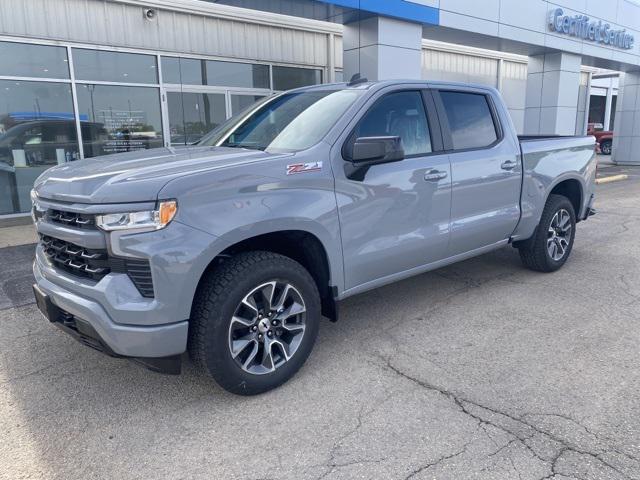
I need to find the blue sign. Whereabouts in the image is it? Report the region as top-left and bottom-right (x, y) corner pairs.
(317, 0), (439, 25)
(10, 112), (89, 121)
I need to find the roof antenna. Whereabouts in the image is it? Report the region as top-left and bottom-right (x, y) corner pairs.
(348, 73), (368, 86)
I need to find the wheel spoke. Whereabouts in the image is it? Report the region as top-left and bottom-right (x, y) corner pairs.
(231, 337), (256, 358)
(241, 296), (259, 315)
(259, 281), (277, 311)
(273, 284), (292, 311)
(261, 338), (275, 371)
(279, 301), (306, 320)
(242, 341), (259, 369)
(281, 322), (305, 333)
(231, 315), (253, 328)
(270, 338), (290, 361)
(559, 212), (570, 229)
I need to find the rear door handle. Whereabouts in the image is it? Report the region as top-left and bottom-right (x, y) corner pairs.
(501, 160), (517, 171)
(424, 169), (448, 181)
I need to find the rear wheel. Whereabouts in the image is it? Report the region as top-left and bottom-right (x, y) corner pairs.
(518, 194), (576, 272)
(189, 251), (320, 395)
(600, 139), (612, 155)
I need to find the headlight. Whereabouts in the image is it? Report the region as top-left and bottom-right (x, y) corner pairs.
(95, 200), (177, 232)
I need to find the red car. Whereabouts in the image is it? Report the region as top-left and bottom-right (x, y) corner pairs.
(587, 124), (613, 155)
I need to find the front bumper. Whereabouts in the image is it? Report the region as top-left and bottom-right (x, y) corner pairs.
(33, 283), (182, 374)
(34, 260), (189, 361)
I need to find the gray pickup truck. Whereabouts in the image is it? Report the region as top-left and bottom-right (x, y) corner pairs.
(31, 80), (596, 395)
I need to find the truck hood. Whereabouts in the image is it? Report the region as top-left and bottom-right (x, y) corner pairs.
(33, 146), (291, 204)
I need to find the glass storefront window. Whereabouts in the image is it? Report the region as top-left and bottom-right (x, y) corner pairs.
(0, 40), (331, 219)
(0, 80), (78, 214)
(272, 66), (321, 90)
(168, 92), (227, 145)
(162, 57), (205, 85)
(73, 49), (158, 84)
(205, 60), (269, 88)
(76, 85), (163, 157)
(0, 41), (70, 79)
(230, 94), (266, 115)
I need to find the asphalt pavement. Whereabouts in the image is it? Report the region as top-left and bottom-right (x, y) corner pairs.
(1, 173), (640, 480)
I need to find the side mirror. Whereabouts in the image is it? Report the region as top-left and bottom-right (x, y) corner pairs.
(351, 136), (404, 165)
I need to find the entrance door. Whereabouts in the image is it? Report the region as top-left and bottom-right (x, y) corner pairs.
(228, 92), (267, 116)
(164, 87), (269, 146)
(165, 88), (227, 145)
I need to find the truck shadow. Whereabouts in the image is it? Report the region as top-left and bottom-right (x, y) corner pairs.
(0, 243), (528, 478)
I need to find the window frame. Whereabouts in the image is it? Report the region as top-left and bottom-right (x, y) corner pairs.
(341, 88), (444, 162)
(432, 89), (504, 153)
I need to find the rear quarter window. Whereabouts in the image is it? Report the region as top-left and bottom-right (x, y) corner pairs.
(439, 91), (498, 150)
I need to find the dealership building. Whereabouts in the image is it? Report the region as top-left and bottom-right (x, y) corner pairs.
(1, 0), (640, 221)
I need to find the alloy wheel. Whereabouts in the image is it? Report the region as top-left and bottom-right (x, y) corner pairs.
(228, 281), (306, 375)
(547, 208), (572, 261)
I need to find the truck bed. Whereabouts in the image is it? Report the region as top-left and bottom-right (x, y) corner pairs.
(511, 134), (597, 243)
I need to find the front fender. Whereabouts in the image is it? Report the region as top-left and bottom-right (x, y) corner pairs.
(198, 218), (344, 292)
(158, 152), (344, 296)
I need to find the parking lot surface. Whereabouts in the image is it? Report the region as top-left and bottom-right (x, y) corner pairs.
(1, 172), (640, 480)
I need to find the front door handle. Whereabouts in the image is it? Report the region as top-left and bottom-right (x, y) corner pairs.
(424, 169), (448, 181)
(501, 160), (517, 170)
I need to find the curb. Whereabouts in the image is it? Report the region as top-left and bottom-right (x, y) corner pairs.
(596, 174), (629, 185)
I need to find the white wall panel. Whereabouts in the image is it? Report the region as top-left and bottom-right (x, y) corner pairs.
(422, 46), (530, 134)
(422, 49), (499, 87)
(0, 0), (334, 68)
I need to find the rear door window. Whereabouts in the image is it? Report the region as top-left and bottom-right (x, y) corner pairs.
(439, 91), (498, 150)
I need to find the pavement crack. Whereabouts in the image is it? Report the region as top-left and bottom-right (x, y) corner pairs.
(382, 356), (636, 480)
(313, 394), (394, 480)
(404, 439), (473, 479)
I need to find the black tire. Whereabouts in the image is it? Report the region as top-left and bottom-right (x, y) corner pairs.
(188, 251), (320, 395)
(600, 140), (612, 155)
(518, 194), (576, 273)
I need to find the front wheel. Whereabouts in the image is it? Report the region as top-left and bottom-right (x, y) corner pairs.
(518, 194), (576, 273)
(189, 251), (321, 395)
(600, 140), (612, 155)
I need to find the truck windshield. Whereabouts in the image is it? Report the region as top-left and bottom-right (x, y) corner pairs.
(198, 89), (362, 152)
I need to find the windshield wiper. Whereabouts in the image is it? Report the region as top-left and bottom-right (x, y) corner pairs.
(221, 143), (265, 151)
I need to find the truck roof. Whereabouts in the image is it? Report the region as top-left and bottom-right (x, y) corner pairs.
(289, 79), (500, 96)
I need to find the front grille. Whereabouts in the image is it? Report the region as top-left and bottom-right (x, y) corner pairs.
(47, 209), (96, 230)
(40, 235), (154, 298)
(41, 235), (109, 281)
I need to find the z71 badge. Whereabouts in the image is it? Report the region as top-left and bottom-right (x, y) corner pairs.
(286, 161), (323, 175)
